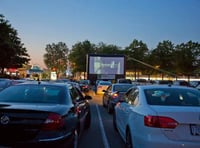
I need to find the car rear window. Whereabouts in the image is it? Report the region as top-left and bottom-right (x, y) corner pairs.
(144, 88), (200, 106)
(0, 85), (69, 104)
(114, 85), (133, 92)
(99, 82), (111, 85)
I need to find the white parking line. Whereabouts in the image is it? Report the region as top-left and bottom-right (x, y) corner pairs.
(96, 104), (110, 148)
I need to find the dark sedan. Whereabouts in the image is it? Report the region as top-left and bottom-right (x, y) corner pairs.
(0, 78), (13, 91)
(0, 81), (92, 148)
(102, 83), (134, 113)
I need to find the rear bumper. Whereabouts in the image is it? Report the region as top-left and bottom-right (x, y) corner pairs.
(132, 130), (200, 148)
(0, 131), (75, 148)
(135, 139), (200, 148)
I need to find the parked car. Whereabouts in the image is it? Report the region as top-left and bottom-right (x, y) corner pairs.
(116, 78), (132, 84)
(113, 85), (200, 148)
(0, 78), (13, 91)
(173, 80), (191, 87)
(189, 80), (200, 88)
(102, 83), (134, 113)
(96, 80), (112, 95)
(195, 83), (200, 91)
(0, 81), (92, 148)
(153, 80), (173, 85)
(79, 79), (90, 92)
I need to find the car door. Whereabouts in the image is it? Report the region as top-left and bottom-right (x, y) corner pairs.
(69, 86), (89, 134)
(118, 88), (139, 136)
(116, 88), (132, 134)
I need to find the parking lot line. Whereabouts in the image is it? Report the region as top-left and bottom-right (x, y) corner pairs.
(96, 104), (110, 148)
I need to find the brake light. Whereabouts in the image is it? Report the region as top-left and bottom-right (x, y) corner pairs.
(83, 85), (88, 88)
(42, 113), (64, 130)
(112, 93), (119, 99)
(144, 115), (178, 129)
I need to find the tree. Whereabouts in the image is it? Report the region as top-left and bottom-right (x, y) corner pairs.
(68, 40), (95, 75)
(0, 14), (30, 74)
(95, 42), (122, 54)
(174, 41), (200, 77)
(43, 42), (69, 78)
(124, 39), (149, 79)
(150, 40), (176, 77)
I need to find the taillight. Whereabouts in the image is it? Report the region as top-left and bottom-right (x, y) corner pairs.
(112, 93), (118, 99)
(83, 85), (88, 88)
(144, 115), (178, 129)
(42, 113), (65, 130)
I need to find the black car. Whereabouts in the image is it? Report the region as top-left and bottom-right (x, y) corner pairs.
(79, 80), (90, 92)
(0, 78), (13, 91)
(0, 81), (92, 148)
(102, 83), (134, 113)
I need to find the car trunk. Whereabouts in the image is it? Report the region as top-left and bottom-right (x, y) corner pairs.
(0, 104), (56, 143)
(151, 106), (200, 142)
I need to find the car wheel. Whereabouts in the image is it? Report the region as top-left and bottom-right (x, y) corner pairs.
(126, 129), (133, 148)
(113, 110), (118, 132)
(84, 111), (91, 129)
(62, 129), (78, 148)
(72, 129), (78, 148)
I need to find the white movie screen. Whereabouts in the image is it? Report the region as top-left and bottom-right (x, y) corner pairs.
(89, 56), (124, 75)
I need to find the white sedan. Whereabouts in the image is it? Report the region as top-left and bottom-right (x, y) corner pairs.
(113, 85), (200, 148)
(96, 81), (112, 95)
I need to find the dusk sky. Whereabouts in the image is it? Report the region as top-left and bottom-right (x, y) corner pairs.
(1, 0), (200, 68)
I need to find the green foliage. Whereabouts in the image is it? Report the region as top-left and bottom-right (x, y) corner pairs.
(125, 39), (149, 71)
(174, 41), (200, 75)
(68, 40), (95, 74)
(150, 40), (175, 72)
(67, 39), (200, 78)
(0, 14), (30, 74)
(43, 42), (69, 77)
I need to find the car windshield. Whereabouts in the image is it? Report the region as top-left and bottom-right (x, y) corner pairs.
(0, 85), (69, 104)
(144, 88), (200, 106)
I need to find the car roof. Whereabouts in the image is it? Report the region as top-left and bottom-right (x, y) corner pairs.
(15, 80), (69, 87)
(137, 84), (194, 90)
(113, 83), (133, 86)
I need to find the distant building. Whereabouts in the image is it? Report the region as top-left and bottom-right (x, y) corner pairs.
(27, 65), (43, 80)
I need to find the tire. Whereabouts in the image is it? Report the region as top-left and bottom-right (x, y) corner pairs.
(61, 129), (78, 148)
(84, 111), (91, 129)
(71, 129), (78, 148)
(126, 129), (133, 148)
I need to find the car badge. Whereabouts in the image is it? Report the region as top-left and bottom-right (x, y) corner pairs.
(0, 115), (10, 125)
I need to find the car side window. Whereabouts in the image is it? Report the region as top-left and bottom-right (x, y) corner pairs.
(127, 89), (139, 105)
(69, 87), (82, 103)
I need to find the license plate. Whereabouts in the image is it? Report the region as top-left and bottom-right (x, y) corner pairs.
(190, 124), (200, 136)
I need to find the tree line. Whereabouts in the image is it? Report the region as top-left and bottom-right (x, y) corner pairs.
(1, 14), (200, 79)
(44, 39), (200, 80)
